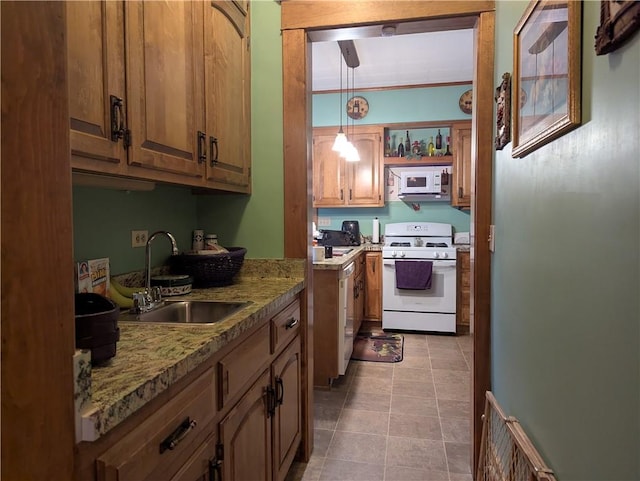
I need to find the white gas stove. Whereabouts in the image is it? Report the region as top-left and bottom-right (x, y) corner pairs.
(382, 222), (457, 333)
(382, 222), (457, 261)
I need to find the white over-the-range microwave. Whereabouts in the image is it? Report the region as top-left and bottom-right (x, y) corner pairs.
(397, 166), (451, 201)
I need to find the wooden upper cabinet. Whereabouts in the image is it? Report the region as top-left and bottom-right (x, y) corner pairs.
(125, 0), (205, 180)
(67, 1), (127, 173)
(312, 126), (384, 208)
(312, 134), (346, 206)
(349, 133), (383, 206)
(451, 121), (472, 209)
(204, 1), (251, 192)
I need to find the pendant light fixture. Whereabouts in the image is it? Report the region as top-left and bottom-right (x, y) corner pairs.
(344, 64), (360, 162)
(331, 44), (348, 153)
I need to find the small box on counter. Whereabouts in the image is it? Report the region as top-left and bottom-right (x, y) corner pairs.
(76, 258), (110, 297)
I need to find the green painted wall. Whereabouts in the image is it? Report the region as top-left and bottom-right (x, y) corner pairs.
(492, 1), (639, 479)
(196, 0), (284, 258)
(313, 84), (472, 126)
(72, 184), (197, 275)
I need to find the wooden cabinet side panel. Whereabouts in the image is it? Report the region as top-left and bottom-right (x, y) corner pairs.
(67, 0), (127, 170)
(312, 269), (340, 386)
(125, 0), (204, 178)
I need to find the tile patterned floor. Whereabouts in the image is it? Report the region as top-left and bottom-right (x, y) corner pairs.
(286, 326), (473, 481)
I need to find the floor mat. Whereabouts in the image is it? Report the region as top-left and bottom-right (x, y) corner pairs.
(351, 333), (404, 363)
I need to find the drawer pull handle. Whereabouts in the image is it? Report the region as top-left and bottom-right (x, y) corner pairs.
(285, 317), (299, 330)
(159, 418), (197, 454)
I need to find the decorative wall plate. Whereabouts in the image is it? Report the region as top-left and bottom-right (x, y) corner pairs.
(458, 89), (473, 114)
(346, 96), (369, 119)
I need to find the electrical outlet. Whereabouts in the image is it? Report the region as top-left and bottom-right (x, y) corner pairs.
(317, 217), (331, 227)
(131, 230), (148, 248)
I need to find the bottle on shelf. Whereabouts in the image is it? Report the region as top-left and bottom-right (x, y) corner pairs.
(435, 129), (442, 151)
(397, 138), (405, 157)
(427, 136), (435, 156)
(411, 141), (421, 155)
(445, 136), (452, 156)
(384, 136), (391, 157)
(404, 131), (411, 153)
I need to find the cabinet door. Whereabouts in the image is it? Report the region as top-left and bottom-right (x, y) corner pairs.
(364, 251), (382, 321)
(67, 1), (127, 173)
(169, 432), (219, 481)
(456, 250), (471, 333)
(451, 122), (472, 208)
(125, 1), (205, 180)
(312, 134), (346, 207)
(348, 132), (384, 207)
(204, 1), (251, 192)
(219, 369), (272, 481)
(272, 337), (301, 481)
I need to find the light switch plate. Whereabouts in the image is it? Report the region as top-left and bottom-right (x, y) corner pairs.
(317, 217), (331, 227)
(489, 224), (495, 252)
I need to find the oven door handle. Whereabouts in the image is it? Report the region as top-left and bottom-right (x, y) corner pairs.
(383, 259), (457, 268)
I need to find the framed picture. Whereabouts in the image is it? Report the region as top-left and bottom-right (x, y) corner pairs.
(595, 1), (640, 55)
(512, 0), (582, 158)
(495, 72), (511, 150)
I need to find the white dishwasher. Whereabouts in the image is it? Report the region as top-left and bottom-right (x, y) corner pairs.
(337, 261), (355, 375)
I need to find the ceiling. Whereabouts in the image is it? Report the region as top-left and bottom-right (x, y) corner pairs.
(311, 26), (475, 92)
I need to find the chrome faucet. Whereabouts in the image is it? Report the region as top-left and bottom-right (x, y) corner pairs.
(145, 231), (179, 290)
(133, 231), (179, 313)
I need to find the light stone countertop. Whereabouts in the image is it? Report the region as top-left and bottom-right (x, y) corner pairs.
(312, 243), (383, 270)
(78, 259), (305, 442)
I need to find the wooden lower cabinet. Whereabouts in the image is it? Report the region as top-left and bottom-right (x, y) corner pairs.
(78, 298), (302, 481)
(219, 336), (301, 481)
(363, 251), (382, 322)
(271, 337), (302, 481)
(219, 368), (273, 481)
(353, 253), (365, 336)
(169, 432), (219, 481)
(456, 249), (471, 333)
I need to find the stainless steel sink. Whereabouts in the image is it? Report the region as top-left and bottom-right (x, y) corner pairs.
(121, 300), (251, 325)
(332, 247), (354, 256)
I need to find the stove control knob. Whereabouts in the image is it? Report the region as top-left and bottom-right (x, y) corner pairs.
(433, 252), (440, 259)
(400, 251), (406, 258)
(391, 251), (397, 258)
(440, 252), (449, 259)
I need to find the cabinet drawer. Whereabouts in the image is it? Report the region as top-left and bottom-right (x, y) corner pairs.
(219, 322), (271, 408)
(96, 367), (216, 481)
(271, 299), (301, 354)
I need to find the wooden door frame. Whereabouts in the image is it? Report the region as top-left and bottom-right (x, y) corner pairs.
(281, 1), (495, 473)
(1, 2), (76, 479)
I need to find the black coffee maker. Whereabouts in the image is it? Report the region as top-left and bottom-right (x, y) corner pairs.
(341, 220), (361, 246)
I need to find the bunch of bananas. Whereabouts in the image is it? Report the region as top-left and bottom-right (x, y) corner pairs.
(108, 278), (143, 309)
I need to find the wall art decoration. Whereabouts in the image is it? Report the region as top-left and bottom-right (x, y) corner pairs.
(512, 0), (582, 158)
(495, 72), (511, 150)
(595, 0), (640, 55)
